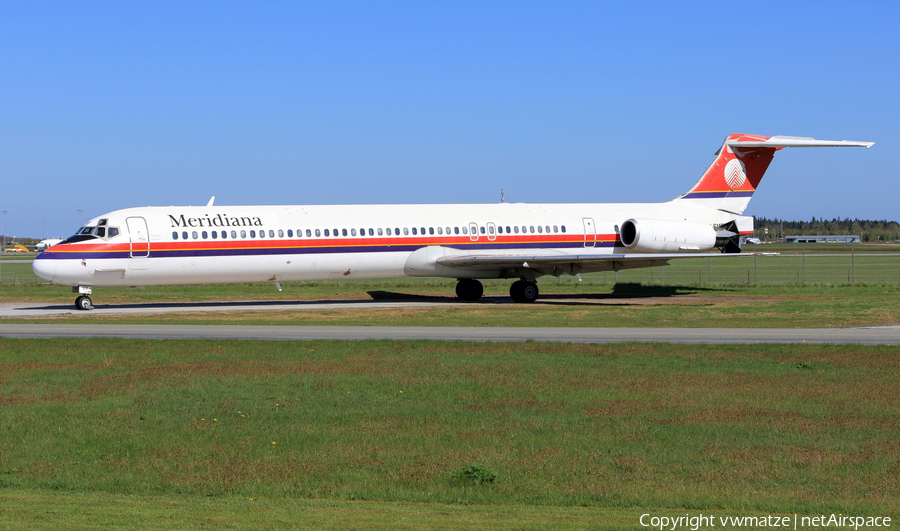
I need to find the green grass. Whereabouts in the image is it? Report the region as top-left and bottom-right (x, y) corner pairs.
(5, 282), (900, 328)
(1, 339), (897, 521)
(1, 490), (648, 530)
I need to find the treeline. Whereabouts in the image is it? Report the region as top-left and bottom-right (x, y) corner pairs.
(754, 217), (900, 243)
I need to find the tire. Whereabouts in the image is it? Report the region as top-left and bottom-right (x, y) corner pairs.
(75, 296), (92, 311)
(455, 279), (484, 301)
(510, 281), (539, 303)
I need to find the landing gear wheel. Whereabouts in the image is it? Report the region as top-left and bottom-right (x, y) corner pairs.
(509, 281), (539, 303)
(455, 279), (484, 301)
(75, 295), (93, 311)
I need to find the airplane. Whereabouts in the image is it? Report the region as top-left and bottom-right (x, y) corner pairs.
(35, 238), (64, 252)
(33, 134), (874, 310)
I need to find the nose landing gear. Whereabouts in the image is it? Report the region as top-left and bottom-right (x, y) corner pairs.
(75, 295), (93, 311)
(72, 286), (94, 310)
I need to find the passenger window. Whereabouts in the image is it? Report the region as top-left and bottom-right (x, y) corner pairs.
(259, 230), (265, 238)
(404, 227), (409, 235)
(306, 229), (312, 237)
(412, 228), (417, 235)
(454, 227), (459, 235)
(462, 226), (467, 235)
(429, 227), (434, 235)
(420, 227), (425, 235)
(537, 226), (543, 233)
(109, 227), (119, 238)
(231, 231), (237, 238)
(172, 231), (178, 240)
(349, 228), (355, 236)
(202, 231), (208, 239)
(437, 227), (442, 235)
(250, 230), (256, 238)
(279, 230), (284, 238)
(497, 226), (502, 234)
(561, 225), (566, 233)
(211, 231), (217, 239)
(315, 229), (320, 237)
(386, 228), (391, 236)
(480, 226), (485, 234)
(514, 226), (519, 234)
(269, 230), (275, 238)
(377, 228), (383, 236)
(530, 226), (535, 233)
(334, 229), (338, 236)
(545, 225), (550, 233)
(521, 226), (527, 233)
(342, 228), (348, 236)
(193, 231), (199, 239)
(287, 230), (292, 237)
(360, 228), (365, 236)
(368, 228), (374, 236)
(506, 226), (511, 233)
(325, 229), (330, 237)
(553, 225), (558, 233)
(395, 227), (400, 235)
(488, 225), (494, 234)
(240, 230), (246, 238)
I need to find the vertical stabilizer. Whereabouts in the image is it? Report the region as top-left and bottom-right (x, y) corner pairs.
(675, 134), (874, 215)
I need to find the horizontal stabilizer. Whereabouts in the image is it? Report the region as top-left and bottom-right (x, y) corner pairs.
(728, 136), (874, 149)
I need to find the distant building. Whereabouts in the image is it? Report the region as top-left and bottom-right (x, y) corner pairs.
(785, 235), (860, 243)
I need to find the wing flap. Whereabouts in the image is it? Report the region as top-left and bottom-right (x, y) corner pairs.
(436, 252), (767, 272)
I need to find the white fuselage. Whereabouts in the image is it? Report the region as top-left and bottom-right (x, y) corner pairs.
(34, 200), (735, 287)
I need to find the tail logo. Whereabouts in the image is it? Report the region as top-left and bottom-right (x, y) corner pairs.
(724, 159), (747, 190)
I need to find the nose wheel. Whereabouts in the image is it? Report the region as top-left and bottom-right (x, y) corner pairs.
(75, 295), (93, 311)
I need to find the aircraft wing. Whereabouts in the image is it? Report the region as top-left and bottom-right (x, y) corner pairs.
(436, 252), (770, 274)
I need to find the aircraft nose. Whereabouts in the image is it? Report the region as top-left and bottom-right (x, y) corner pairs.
(33, 257), (58, 281)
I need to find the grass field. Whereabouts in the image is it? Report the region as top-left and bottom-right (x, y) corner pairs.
(1, 339), (897, 529)
(4, 281), (900, 329)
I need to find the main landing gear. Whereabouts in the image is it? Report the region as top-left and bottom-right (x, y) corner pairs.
(509, 280), (539, 303)
(454, 279), (540, 303)
(455, 279), (484, 301)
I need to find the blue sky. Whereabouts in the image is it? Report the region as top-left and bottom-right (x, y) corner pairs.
(2, 1), (897, 239)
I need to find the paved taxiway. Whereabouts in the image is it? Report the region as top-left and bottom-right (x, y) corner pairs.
(0, 299), (469, 318)
(1, 323), (899, 345)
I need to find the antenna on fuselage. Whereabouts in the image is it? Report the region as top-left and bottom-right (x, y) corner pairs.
(207, 196), (215, 207)
(501, 189), (504, 203)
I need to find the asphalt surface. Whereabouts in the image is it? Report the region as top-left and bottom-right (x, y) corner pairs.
(0, 299), (470, 318)
(1, 323), (899, 344)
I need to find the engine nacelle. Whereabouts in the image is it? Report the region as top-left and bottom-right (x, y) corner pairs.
(619, 218), (716, 253)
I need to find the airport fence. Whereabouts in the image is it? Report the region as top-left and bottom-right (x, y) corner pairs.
(574, 252), (900, 286)
(2, 252), (900, 286)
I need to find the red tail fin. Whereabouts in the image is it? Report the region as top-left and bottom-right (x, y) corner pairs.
(676, 134), (873, 215)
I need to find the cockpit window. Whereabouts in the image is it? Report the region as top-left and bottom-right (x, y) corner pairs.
(96, 227), (106, 237)
(108, 227), (119, 238)
(98, 219), (108, 226)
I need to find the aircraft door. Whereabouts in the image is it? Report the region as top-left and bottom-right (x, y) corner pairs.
(582, 217), (596, 248)
(126, 216), (150, 270)
(468, 222), (479, 242)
